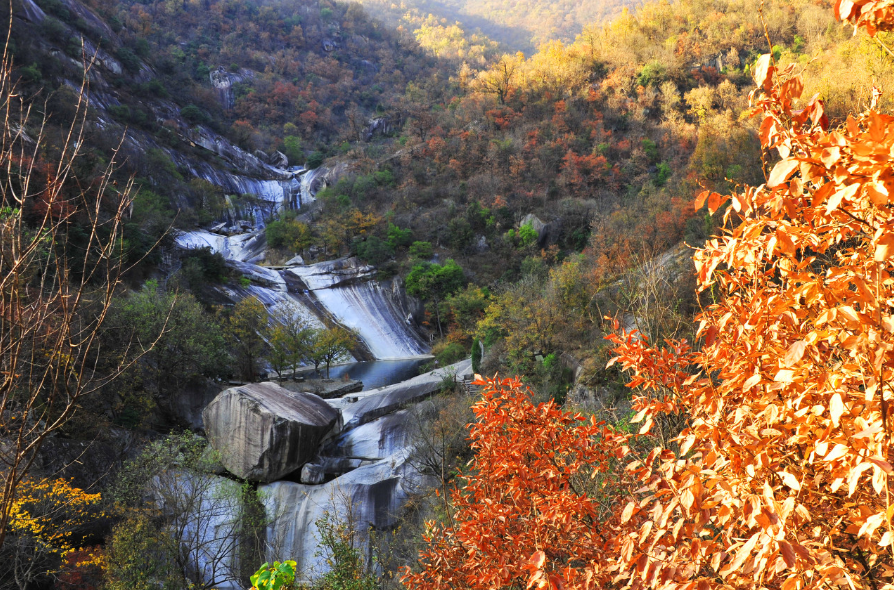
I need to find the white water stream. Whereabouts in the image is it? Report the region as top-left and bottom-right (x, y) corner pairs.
(173, 166), (428, 361)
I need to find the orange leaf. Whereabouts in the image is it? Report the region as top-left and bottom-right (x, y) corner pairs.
(784, 341), (807, 366)
(875, 233), (894, 261)
(778, 541), (796, 567)
(694, 190), (710, 210)
(753, 54), (773, 89)
(767, 158), (800, 188)
(528, 551), (546, 571)
(707, 192), (727, 214)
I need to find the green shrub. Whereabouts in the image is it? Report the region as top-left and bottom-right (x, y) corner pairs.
(386, 223), (413, 249)
(180, 104), (209, 125)
(18, 63), (41, 84)
(656, 161), (671, 186)
(471, 337), (482, 374)
(355, 235), (393, 265)
(115, 47), (141, 72)
(314, 512), (376, 590)
(374, 169), (395, 186)
(180, 247), (227, 283)
(194, 62), (210, 80)
(40, 17), (66, 40)
(141, 79), (168, 98)
(433, 341), (467, 366)
(641, 138), (659, 162)
(109, 104), (132, 122)
(306, 151), (325, 169)
(266, 218), (312, 252)
(409, 241), (433, 259)
(37, 0), (71, 20)
(636, 61), (666, 87)
(282, 135), (302, 164)
(250, 561), (296, 590)
(517, 223), (538, 248)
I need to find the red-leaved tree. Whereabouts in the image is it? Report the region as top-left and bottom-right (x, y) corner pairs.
(401, 376), (627, 590)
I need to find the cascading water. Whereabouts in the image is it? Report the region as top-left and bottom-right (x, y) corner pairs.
(173, 165), (429, 364)
(288, 261), (428, 359)
(172, 158), (443, 588)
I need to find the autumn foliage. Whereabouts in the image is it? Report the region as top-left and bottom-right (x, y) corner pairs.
(404, 3), (894, 590)
(400, 376), (627, 590)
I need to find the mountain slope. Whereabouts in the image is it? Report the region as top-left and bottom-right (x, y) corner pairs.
(355, 0), (635, 53)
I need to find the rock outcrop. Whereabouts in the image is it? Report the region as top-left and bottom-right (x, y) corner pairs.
(520, 213), (550, 246)
(203, 382), (342, 482)
(261, 451), (422, 581)
(329, 359), (472, 428)
(257, 360), (472, 579)
(210, 67), (255, 110)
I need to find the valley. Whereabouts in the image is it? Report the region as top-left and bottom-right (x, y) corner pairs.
(2, 0), (894, 587)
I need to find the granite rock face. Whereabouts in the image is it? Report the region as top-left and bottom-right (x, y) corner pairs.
(203, 382), (342, 482)
(261, 452), (424, 580)
(259, 360), (473, 578)
(328, 359), (473, 428)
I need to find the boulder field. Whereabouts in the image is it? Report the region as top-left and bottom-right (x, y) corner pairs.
(200, 359), (473, 580)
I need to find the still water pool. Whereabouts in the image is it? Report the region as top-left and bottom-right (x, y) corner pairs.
(318, 358), (431, 390)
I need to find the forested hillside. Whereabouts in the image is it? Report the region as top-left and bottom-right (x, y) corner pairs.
(4, 0), (894, 586)
(356, 0), (635, 53)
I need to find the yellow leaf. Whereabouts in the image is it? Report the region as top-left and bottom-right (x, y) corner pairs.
(826, 183), (859, 214)
(774, 369), (795, 383)
(778, 471), (801, 491)
(767, 158), (800, 188)
(830, 393), (845, 427)
(743, 373), (762, 391)
(753, 54), (773, 88)
(727, 533), (760, 573)
(881, 531), (893, 547)
(638, 417), (653, 435)
(621, 501), (636, 524)
(824, 444), (849, 462)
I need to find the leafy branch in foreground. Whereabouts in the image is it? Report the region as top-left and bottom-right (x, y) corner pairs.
(0, 42), (148, 547)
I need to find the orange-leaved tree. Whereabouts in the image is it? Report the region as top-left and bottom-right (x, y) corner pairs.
(400, 376), (628, 590)
(405, 1), (894, 589)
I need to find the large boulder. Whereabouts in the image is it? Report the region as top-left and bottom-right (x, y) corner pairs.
(520, 213), (550, 245)
(203, 382), (341, 482)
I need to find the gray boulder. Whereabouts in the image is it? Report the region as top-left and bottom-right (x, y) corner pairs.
(520, 213), (550, 245)
(203, 382), (342, 482)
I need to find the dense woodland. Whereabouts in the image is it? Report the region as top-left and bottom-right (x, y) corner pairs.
(3, 0), (894, 587)
(356, 0), (635, 53)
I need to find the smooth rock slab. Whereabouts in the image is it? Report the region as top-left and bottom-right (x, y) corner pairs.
(261, 451), (426, 580)
(328, 359), (473, 428)
(203, 382), (341, 482)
